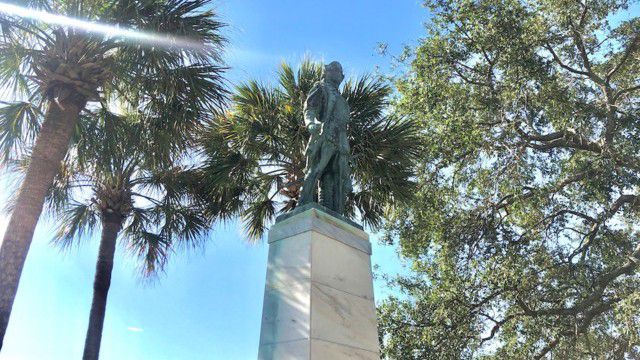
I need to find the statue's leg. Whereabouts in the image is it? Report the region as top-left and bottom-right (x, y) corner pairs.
(299, 147), (320, 205)
(299, 143), (334, 206)
(334, 156), (343, 212)
(336, 151), (351, 214)
(319, 168), (333, 209)
(299, 169), (319, 205)
(315, 145), (338, 209)
(320, 153), (338, 209)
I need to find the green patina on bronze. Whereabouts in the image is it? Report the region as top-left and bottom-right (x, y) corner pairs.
(298, 61), (352, 215)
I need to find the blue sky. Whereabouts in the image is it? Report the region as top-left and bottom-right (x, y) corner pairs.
(0, 1), (428, 359)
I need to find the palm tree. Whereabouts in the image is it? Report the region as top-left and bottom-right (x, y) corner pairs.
(197, 60), (420, 239)
(0, 0), (226, 346)
(48, 110), (209, 360)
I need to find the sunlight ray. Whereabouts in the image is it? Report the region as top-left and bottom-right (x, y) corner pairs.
(0, 2), (207, 51)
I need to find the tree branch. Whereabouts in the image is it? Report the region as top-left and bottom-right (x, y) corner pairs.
(517, 127), (602, 153)
(545, 43), (590, 77)
(569, 21), (606, 86)
(613, 83), (640, 102)
(607, 32), (640, 80)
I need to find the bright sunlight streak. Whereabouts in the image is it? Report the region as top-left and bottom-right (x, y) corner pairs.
(0, 2), (208, 51)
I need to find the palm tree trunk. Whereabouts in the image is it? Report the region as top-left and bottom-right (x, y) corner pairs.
(83, 214), (122, 360)
(0, 98), (87, 349)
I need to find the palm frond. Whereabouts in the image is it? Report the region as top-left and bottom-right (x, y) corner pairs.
(296, 59), (323, 96)
(242, 197), (276, 241)
(277, 61), (298, 100)
(123, 208), (170, 277)
(193, 149), (262, 221)
(0, 40), (37, 99)
(123, 199), (209, 277)
(108, 0), (228, 91)
(126, 230), (170, 277)
(342, 75), (390, 122)
(156, 204), (209, 249)
(0, 101), (42, 163)
(52, 202), (99, 249)
(45, 158), (82, 212)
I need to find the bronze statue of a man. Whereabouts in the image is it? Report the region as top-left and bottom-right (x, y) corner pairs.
(298, 61), (352, 214)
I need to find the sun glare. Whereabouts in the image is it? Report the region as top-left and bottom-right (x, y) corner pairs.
(0, 2), (207, 51)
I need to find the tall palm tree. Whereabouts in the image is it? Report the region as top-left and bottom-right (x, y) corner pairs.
(197, 60), (421, 239)
(47, 110), (209, 360)
(0, 0), (226, 346)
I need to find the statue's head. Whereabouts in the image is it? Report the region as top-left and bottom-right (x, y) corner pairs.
(324, 61), (344, 86)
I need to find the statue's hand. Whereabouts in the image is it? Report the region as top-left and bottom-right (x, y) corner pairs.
(308, 122), (321, 136)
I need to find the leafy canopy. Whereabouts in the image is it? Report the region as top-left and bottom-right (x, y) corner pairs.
(379, 0), (640, 359)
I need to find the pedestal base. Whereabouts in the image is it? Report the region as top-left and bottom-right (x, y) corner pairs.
(257, 206), (380, 359)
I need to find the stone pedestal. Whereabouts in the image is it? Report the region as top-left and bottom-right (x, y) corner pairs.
(257, 205), (380, 359)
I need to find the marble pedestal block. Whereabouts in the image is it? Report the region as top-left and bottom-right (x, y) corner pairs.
(257, 205), (380, 360)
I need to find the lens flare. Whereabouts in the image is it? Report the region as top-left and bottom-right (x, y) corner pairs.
(0, 2), (208, 51)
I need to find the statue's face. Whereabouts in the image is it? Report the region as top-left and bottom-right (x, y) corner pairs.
(325, 64), (344, 85)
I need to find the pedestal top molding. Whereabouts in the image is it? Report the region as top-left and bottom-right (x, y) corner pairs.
(269, 203), (371, 255)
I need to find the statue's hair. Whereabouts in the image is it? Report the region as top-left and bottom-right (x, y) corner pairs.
(325, 61), (343, 74)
